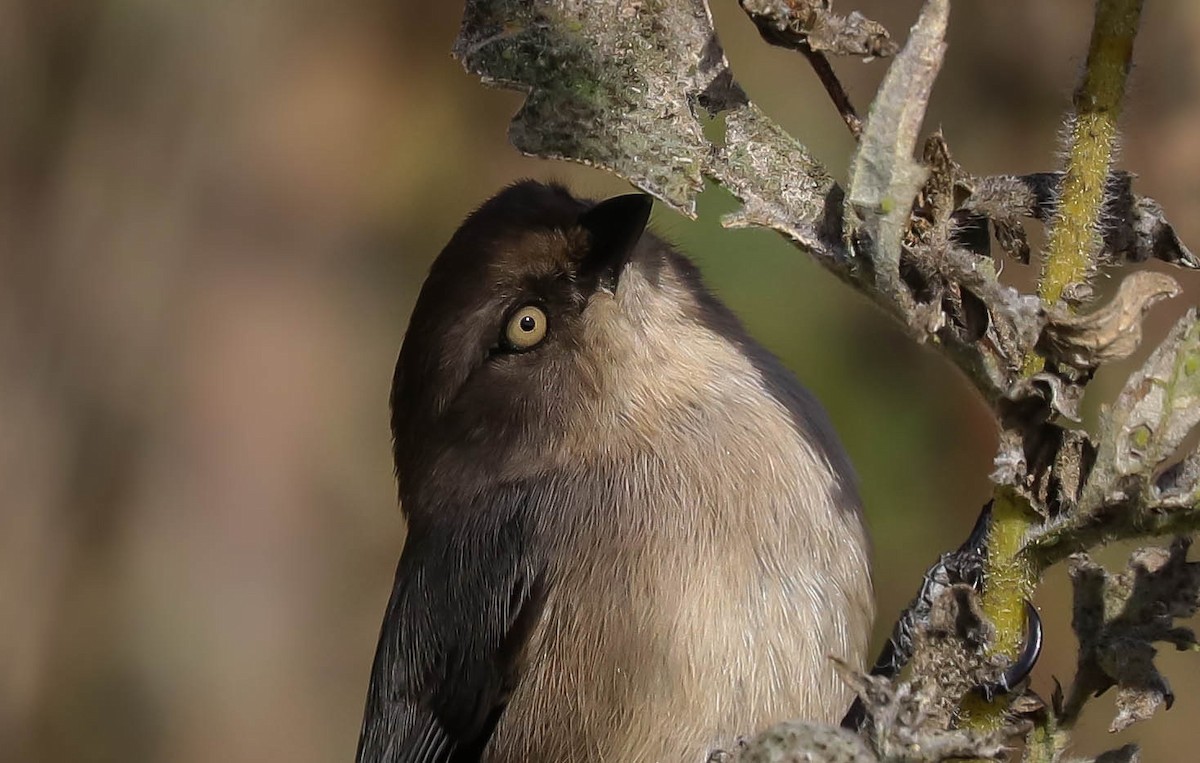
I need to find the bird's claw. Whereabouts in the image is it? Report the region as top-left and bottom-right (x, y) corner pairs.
(841, 504), (1045, 730)
(973, 599), (1044, 702)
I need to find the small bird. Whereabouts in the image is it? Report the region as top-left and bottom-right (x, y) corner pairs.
(356, 181), (874, 763)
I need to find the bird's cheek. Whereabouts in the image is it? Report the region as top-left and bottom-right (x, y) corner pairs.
(579, 297), (638, 361)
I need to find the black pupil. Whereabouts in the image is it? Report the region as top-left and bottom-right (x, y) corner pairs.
(519, 314), (537, 332)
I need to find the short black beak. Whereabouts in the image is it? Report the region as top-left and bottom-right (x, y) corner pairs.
(577, 193), (653, 290)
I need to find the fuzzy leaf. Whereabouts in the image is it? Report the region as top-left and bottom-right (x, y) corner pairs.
(963, 173), (1198, 269)
(454, 0), (746, 214)
(845, 0), (948, 300)
(1064, 541), (1199, 733)
(455, 0), (841, 250)
(720, 721), (877, 762)
(710, 106), (841, 257)
(739, 0), (898, 58)
(1090, 308), (1200, 503)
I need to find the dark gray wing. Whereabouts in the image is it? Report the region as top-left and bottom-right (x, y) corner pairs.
(355, 510), (545, 763)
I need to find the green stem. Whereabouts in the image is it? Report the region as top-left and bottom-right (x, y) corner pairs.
(1041, 0), (1144, 306)
(968, 0), (1145, 743)
(959, 488), (1038, 733)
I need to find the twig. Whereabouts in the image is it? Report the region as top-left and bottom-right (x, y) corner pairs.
(737, 0), (896, 141)
(799, 44), (862, 139)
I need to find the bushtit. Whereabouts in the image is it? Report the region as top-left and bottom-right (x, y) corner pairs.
(356, 181), (873, 762)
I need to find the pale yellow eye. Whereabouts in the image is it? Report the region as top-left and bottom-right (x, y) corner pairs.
(504, 305), (548, 350)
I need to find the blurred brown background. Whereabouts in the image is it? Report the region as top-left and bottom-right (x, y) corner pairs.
(2, 1), (1198, 761)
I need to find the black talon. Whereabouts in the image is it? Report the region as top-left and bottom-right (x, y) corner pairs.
(975, 599), (1043, 702)
(1002, 600), (1044, 689)
(841, 505), (1046, 727)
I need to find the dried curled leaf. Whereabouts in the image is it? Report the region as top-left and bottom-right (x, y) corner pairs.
(739, 0), (898, 58)
(1066, 541), (1199, 733)
(835, 583), (1024, 762)
(1038, 271), (1180, 371)
(1156, 450), (1200, 511)
(1007, 373), (1086, 423)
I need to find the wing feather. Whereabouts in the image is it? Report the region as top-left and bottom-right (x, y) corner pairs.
(356, 506), (544, 763)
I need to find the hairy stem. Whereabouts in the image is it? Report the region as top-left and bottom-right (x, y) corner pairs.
(970, 0), (1146, 743)
(960, 489), (1038, 734)
(1041, 0), (1144, 305)
(1022, 0), (1144, 377)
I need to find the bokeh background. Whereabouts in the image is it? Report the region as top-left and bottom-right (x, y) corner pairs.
(2, 1), (1199, 761)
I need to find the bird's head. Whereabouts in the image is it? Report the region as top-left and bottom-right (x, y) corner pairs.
(390, 181), (753, 504)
